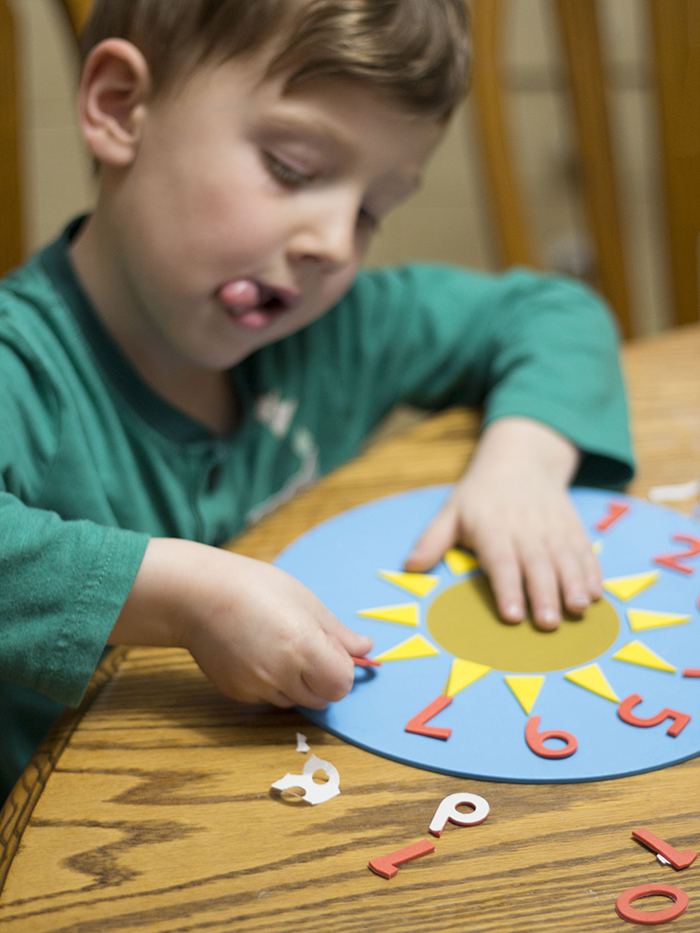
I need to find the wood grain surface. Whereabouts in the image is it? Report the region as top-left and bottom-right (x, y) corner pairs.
(0, 326), (698, 932)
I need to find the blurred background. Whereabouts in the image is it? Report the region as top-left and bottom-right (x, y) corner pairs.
(8, 0), (670, 334)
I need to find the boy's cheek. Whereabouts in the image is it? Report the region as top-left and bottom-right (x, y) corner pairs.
(318, 263), (362, 311)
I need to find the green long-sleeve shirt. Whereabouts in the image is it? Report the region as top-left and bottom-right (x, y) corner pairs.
(0, 218), (633, 799)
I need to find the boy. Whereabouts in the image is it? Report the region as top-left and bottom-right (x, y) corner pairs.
(0, 0), (633, 801)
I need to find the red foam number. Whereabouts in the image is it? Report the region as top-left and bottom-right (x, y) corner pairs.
(618, 694), (691, 737)
(405, 694), (453, 741)
(631, 828), (698, 871)
(682, 668), (700, 678)
(525, 716), (578, 759)
(653, 534), (700, 575)
(595, 501), (630, 531)
(352, 656), (381, 668)
(368, 839), (435, 879)
(616, 884), (689, 925)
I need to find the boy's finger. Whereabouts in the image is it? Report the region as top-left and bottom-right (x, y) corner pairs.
(322, 613), (373, 658)
(556, 546), (594, 615)
(301, 633), (356, 703)
(404, 503), (458, 571)
(521, 547), (561, 630)
(475, 536), (526, 623)
(583, 546), (603, 600)
(276, 679), (331, 710)
(267, 689), (298, 709)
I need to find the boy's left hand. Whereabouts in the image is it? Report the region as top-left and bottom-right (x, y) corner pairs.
(404, 417), (602, 630)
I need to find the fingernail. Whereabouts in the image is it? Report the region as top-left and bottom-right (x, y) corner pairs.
(504, 603), (523, 621)
(540, 608), (559, 626)
(570, 592), (589, 608)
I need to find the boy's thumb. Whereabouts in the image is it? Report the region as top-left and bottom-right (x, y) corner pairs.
(404, 505), (458, 572)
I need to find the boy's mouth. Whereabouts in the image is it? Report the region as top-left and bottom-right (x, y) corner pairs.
(218, 278), (299, 331)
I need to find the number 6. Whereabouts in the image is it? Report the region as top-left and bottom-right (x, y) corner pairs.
(525, 716), (578, 759)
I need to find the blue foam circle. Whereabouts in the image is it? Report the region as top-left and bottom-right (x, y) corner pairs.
(274, 487), (700, 783)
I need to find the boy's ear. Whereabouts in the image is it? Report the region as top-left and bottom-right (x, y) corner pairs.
(78, 39), (152, 167)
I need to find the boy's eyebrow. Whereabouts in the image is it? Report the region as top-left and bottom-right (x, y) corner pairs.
(253, 112), (357, 155)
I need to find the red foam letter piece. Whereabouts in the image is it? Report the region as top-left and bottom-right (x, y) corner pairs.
(618, 694), (691, 737)
(525, 716), (578, 759)
(653, 534), (700, 574)
(368, 839), (435, 879)
(616, 884), (689, 925)
(352, 656), (381, 667)
(595, 501), (630, 531)
(631, 829), (697, 871)
(683, 668), (700, 678)
(405, 694), (453, 740)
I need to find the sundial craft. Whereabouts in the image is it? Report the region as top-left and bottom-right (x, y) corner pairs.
(274, 487), (699, 783)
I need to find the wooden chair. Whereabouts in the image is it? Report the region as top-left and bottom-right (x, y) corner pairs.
(0, 0), (90, 277)
(3, 0), (699, 336)
(471, 0), (700, 336)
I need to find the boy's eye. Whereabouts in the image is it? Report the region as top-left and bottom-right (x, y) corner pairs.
(263, 152), (314, 187)
(357, 206), (379, 230)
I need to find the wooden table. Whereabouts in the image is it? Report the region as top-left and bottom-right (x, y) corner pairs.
(1, 326), (698, 932)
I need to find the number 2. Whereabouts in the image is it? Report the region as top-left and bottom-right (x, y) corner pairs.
(653, 534), (700, 575)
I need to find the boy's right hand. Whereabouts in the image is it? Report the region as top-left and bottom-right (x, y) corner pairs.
(110, 538), (372, 709)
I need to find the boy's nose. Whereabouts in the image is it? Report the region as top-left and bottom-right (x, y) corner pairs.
(288, 191), (361, 270)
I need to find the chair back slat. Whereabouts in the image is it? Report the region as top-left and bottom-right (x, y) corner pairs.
(471, 0), (700, 334)
(58, 0), (91, 42)
(0, 0), (23, 277)
(555, 0), (632, 336)
(471, 0), (540, 269)
(651, 0), (700, 326)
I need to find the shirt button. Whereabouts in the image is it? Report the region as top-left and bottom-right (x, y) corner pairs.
(206, 463), (222, 492)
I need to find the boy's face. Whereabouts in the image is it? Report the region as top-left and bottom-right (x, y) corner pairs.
(92, 50), (443, 373)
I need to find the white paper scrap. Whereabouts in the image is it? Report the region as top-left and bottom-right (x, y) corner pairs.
(296, 732), (310, 753)
(270, 754), (340, 805)
(657, 853), (671, 866)
(648, 479), (700, 503)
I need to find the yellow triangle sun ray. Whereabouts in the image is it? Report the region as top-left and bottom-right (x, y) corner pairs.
(378, 570), (439, 597)
(564, 664), (619, 702)
(374, 634), (440, 662)
(357, 603), (419, 626)
(504, 675), (545, 714)
(602, 571), (659, 601)
(627, 609), (691, 632)
(444, 548), (479, 575)
(444, 659), (491, 697)
(612, 640), (676, 673)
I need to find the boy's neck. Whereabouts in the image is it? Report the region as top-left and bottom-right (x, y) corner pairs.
(70, 214), (238, 437)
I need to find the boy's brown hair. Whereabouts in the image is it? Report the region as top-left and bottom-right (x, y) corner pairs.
(80, 0), (470, 121)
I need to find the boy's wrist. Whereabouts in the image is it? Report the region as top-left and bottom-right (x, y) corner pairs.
(108, 537), (210, 650)
(472, 416), (580, 487)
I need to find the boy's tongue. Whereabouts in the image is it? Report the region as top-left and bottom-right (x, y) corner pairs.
(218, 278), (273, 331)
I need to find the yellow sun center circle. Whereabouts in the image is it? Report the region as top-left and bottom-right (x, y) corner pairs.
(427, 576), (620, 672)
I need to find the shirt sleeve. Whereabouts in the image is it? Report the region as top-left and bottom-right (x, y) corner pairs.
(0, 344), (149, 707)
(334, 263), (634, 488)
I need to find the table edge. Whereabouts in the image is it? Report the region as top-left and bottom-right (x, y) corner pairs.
(0, 645), (131, 894)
